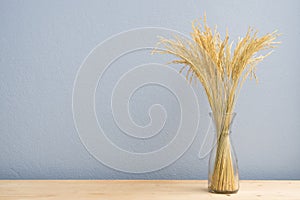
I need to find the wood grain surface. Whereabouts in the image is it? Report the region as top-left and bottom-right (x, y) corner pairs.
(0, 180), (299, 200)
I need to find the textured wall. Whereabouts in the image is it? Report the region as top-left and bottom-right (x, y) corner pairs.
(0, 0), (299, 179)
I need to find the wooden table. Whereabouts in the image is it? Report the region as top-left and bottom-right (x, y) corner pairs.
(0, 180), (299, 200)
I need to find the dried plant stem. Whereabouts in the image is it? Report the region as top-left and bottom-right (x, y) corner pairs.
(154, 13), (279, 193)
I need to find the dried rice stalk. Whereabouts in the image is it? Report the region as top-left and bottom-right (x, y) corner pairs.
(153, 14), (279, 193)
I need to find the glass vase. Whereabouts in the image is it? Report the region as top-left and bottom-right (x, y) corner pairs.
(208, 112), (239, 194)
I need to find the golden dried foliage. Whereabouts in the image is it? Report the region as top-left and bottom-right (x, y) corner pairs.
(154, 14), (279, 120)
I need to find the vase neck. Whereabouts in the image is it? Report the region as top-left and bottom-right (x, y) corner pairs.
(209, 112), (236, 136)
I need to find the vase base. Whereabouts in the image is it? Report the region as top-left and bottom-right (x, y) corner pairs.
(208, 187), (239, 194)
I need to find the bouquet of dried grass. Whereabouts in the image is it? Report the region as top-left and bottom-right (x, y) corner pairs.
(154, 14), (279, 193)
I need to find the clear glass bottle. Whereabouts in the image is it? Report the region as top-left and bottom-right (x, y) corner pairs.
(208, 112), (239, 194)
